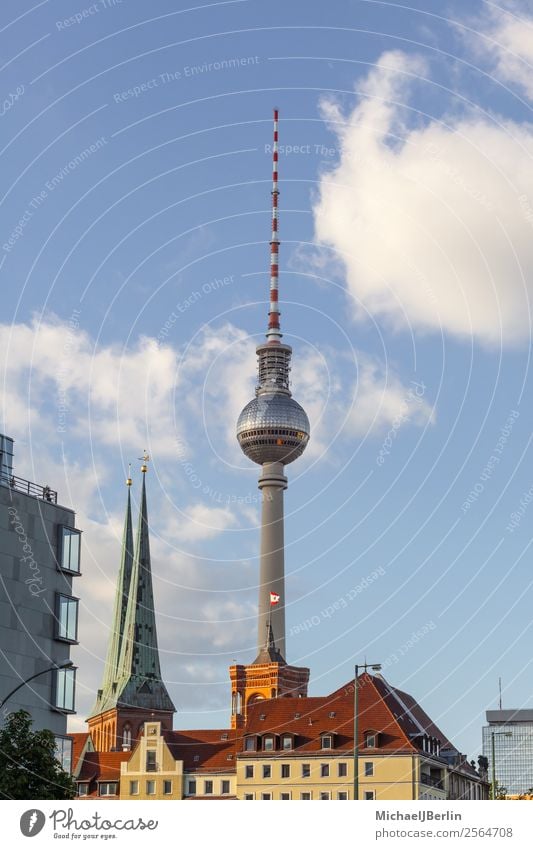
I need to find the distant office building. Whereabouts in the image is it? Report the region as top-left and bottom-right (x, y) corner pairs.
(0, 434), (81, 771)
(482, 710), (533, 796)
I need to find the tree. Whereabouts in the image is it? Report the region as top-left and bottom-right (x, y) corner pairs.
(0, 710), (75, 800)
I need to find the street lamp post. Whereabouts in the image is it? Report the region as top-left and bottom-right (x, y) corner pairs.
(353, 662), (382, 801)
(0, 660), (75, 710)
(491, 730), (512, 800)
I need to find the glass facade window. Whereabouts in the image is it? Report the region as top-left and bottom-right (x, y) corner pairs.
(58, 526), (81, 573)
(55, 736), (73, 772)
(482, 721), (533, 795)
(55, 594), (78, 642)
(163, 780), (172, 795)
(54, 667), (76, 712)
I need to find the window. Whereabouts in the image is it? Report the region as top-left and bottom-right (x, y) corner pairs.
(58, 526), (81, 573)
(321, 735), (332, 749)
(204, 780), (213, 795)
(281, 764), (290, 779)
(221, 780), (230, 795)
(328, 711), (336, 718)
(99, 783), (117, 797)
(245, 765), (254, 779)
(338, 762), (347, 778)
(55, 594), (79, 642)
(221, 733), (228, 741)
(188, 780), (196, 795)
(193, 755), (199, 762)
(55, 736), (73, 772)
(244, 793), (254, 800)
(78, 783), (88, 797)
(263, 736), (274, 751)
(319, 791), (331, 800)
(280, 792), (291, 800)
(320, 763), (330, 778)
(146, 750), (157, 772)
(364, 762), (374, 777)
(300, 792), (312, 800)
(281, 735), (293, 750)
(364, 732), (377, 748)
(261, 792), (272, 800)
(364, 791), (375, 800)
(244, 737), (255, 751)
(54, 667), (76, 712)
(129, 781), (139, 795)
(337, 791), (348, 800)
(262, 765), (271, 779)
(146, 781), (155, 796)
(163, 781), (172, 795)
(302, 763), (311, 778)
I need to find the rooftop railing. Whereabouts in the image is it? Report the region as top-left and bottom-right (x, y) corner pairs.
(0, 473), (57, 504)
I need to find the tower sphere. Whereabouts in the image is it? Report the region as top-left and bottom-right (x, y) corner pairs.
(237, 392), (310, 465)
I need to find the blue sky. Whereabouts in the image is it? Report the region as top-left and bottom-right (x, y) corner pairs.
(2, 0), (533, 761)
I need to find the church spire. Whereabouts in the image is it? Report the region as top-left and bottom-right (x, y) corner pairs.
(88, 471), (134, 717)
(114, 454), (175, 712)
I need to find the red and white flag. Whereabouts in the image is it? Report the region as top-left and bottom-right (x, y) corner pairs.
(270, 592), (280, 606)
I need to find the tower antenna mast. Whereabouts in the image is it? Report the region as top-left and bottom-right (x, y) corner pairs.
(267, 108), (282, 341)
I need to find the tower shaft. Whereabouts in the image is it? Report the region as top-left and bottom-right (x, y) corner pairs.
(258, 461), (287, 657)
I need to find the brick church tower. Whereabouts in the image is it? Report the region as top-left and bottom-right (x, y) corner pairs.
(87, 458), (175, 751)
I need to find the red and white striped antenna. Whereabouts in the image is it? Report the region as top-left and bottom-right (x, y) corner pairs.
(267, 108), (282, 342)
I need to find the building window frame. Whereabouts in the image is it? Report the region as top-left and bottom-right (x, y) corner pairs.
(163, 780), (172, 795)
(261, 792), (272, 800)
(54, 593), (79, 643)
(52, 666), (76, 713)
(300, 792), (312, 800)
(364, 790), (375, 800)
(146, 750), (157, 772)
(244, 736), (256, 752)
(280, 764), (290, 779)
(302, 763), (311, 778)
(263, 735), (275, 752)
(281, 734), (293, 750)
(187, 779), (196, 796)
(338, 762), (347, 778)
(54, 735), (73, 773)
(320, 763), (330, 778)
(338, 791), (348, 800)
(99, 782), (117, 797)
(221, 779), (231, 795)
(280, 792), (291, 800)
(364, 761), (374, 777)
(146, 780), (156, 796)
(204, 780), (213, 795)
(57, 526), (81, 574)
(77, 783), (89, 797)
(319, 791), (331, 800)
(321, 734), (333, 750)
(129, 780), (139, 796)
(245, 764), (254, 779)
(262, 764), (271, 779)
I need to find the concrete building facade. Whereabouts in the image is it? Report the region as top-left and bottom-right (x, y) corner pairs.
(0, 433), (81, 770)
(483, 709), (533, 796)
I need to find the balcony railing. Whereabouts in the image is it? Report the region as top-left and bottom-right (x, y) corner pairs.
(420, 773), (444, 791)
(0, 474), (57, 504)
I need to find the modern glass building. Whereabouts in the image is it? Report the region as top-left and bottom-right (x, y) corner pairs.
(482, 710), (533, 796)
(0, 433), (82, 771)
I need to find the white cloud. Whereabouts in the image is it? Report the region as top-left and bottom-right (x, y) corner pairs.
(313, 50), (533, 346)
(469, 2), (533, 100)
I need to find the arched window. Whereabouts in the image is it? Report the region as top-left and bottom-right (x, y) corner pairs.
(122, 725), (132, 749)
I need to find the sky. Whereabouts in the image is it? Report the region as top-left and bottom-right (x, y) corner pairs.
(1, 0), (533, 761)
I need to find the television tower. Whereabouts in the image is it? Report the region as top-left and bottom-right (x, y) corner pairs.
(236, 109), (310, 660)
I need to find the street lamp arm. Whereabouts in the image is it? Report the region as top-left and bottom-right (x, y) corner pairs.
(0, 661), (74, 709)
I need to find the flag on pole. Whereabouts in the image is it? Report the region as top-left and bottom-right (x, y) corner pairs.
(270, 592), (280, 606)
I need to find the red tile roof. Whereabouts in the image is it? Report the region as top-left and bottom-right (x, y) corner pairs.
(77, 751), (130, 782)
(165, 729), (239, 772)
(70, 732), (90, 774)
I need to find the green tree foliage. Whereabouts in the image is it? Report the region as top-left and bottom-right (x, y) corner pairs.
(0, 710), (75, 799)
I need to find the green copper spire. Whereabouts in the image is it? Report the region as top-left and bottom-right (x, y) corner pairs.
(113, 457), (175, 712)
(88, 472), (135, 718)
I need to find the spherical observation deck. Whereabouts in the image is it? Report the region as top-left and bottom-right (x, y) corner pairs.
(237, 393), (310, 465)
